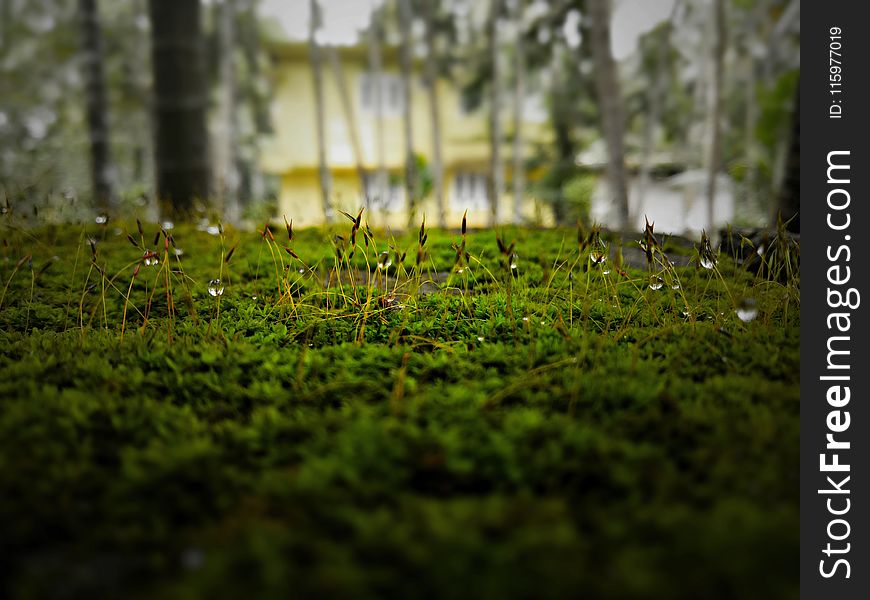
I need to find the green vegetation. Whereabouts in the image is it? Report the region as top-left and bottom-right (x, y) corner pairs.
(0, 215), (799, 599)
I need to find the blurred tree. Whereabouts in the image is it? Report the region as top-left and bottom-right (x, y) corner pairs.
(366, 3), (388, 214)
(214, 0), (241, 223)
(397, 0), (417, 226)
(148, 0), (210, 218)
(587, 0), (629, 236)
(308, 0), (333, 223)
(776, 78), (798, 231)
(487, 0), (505, 227)
(328, 46), (369, 202)
(636, 2), (681, 209)
(510, 0), (527, 225)
(421, 0), (446, 228)
(78, 0), (115, 214)
(703, 0), (727, 231)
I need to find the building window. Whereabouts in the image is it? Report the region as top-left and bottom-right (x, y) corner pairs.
(359, 73), (403, 116)
(451, 172), (489, 210)
(364, 172), (405, 212)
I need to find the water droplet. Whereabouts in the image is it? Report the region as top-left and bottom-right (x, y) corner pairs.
(602, 269), (611, 275)
(174, 248), (184, 257)
(206, 225), (220, 236)
(377, 251), (392, 270)
(457, 267), (465, 274)
(522, 317), (529, 322)
(208, 279), (224, 297)
(671, 283), (681, 290)
(509, 253), (518, 270)
(590, 252), (607, 265)
(736, 297), (758, 322)
(476, 336), (485, 342)
(700, 256), (716, 270)
(143, 251), (159, 266)
(95, 214), (108, 224)
(756, 244), (765, 257)
(298, 268), (305, 274)
(161, 221), (174, 231)
(648, 276), (664, 291)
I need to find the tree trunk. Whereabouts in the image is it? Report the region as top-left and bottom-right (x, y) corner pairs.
(487, 0), (504, 227)
(776, 80), (799, 232)
(511, 0), (526, 225)
(422, 1), (446, 228)
(588, 0), (630, 237)
(78, 0), (115, 214)
(148, 0), (210, 219)
(638, 2), (680, 210)
(367, 7), (388, 213)
(704, 0), (727, 233)
(398, 0), (417, 227)
(308, 0), (333, 223)
(742, 3), (761, 218)
(216, 0), (241, 223)
(328, 47), (368, 204)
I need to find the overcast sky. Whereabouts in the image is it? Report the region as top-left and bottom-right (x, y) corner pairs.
(260, 0), (676, 60)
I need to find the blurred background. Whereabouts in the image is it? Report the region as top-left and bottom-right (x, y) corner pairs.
(0, 0), (799, 234)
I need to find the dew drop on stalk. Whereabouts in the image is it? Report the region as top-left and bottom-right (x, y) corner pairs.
(649, 276), (664, 290)
(510, 253), (518, 270)
(208, 278), (224, 297)
(174, 248), (184, 257)
(736, 297), (758, 322)
(143, 251), (159, 266)
(700, 256), (716, 270)
(477, 336), (485, 342)
(206, 225), (220, 236)
(298, 268), (305, 274)
(162, 221), (174, 231)
(671, 283), (681, 290)
(377, 251), (392, 270)
(95, 214), (108, 224)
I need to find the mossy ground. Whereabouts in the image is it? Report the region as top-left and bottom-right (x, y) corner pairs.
(0, 219), (799, 599)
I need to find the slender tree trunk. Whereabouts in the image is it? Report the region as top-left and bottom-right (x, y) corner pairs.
(328, 47), (368, 203)
(588, 0), (630, 237)
(511, 0), (526, 225)
(238, 0), (267, 203)
(367, 7), (388, 212)
(487, 0), (504, 227)
(775, 80), (799, 232)
(743, 3), (761, 217)
(704, 0), (727, 233)
(638, 2), (679, 210)
(422, 1), (446, 228)
(308, 0), (333, 223)
(216, 0), (241, 223)
(78, 0), (115, 213)
(148, 0), (210, 218)
(398, 0), (417, 227)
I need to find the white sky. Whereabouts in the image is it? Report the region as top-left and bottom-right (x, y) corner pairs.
(260, 0), (675, 59)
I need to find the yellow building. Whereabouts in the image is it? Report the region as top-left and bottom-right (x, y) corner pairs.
(260, 41), (552, 229)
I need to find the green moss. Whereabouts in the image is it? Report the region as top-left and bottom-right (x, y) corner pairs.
(0, 221), (798, 599)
